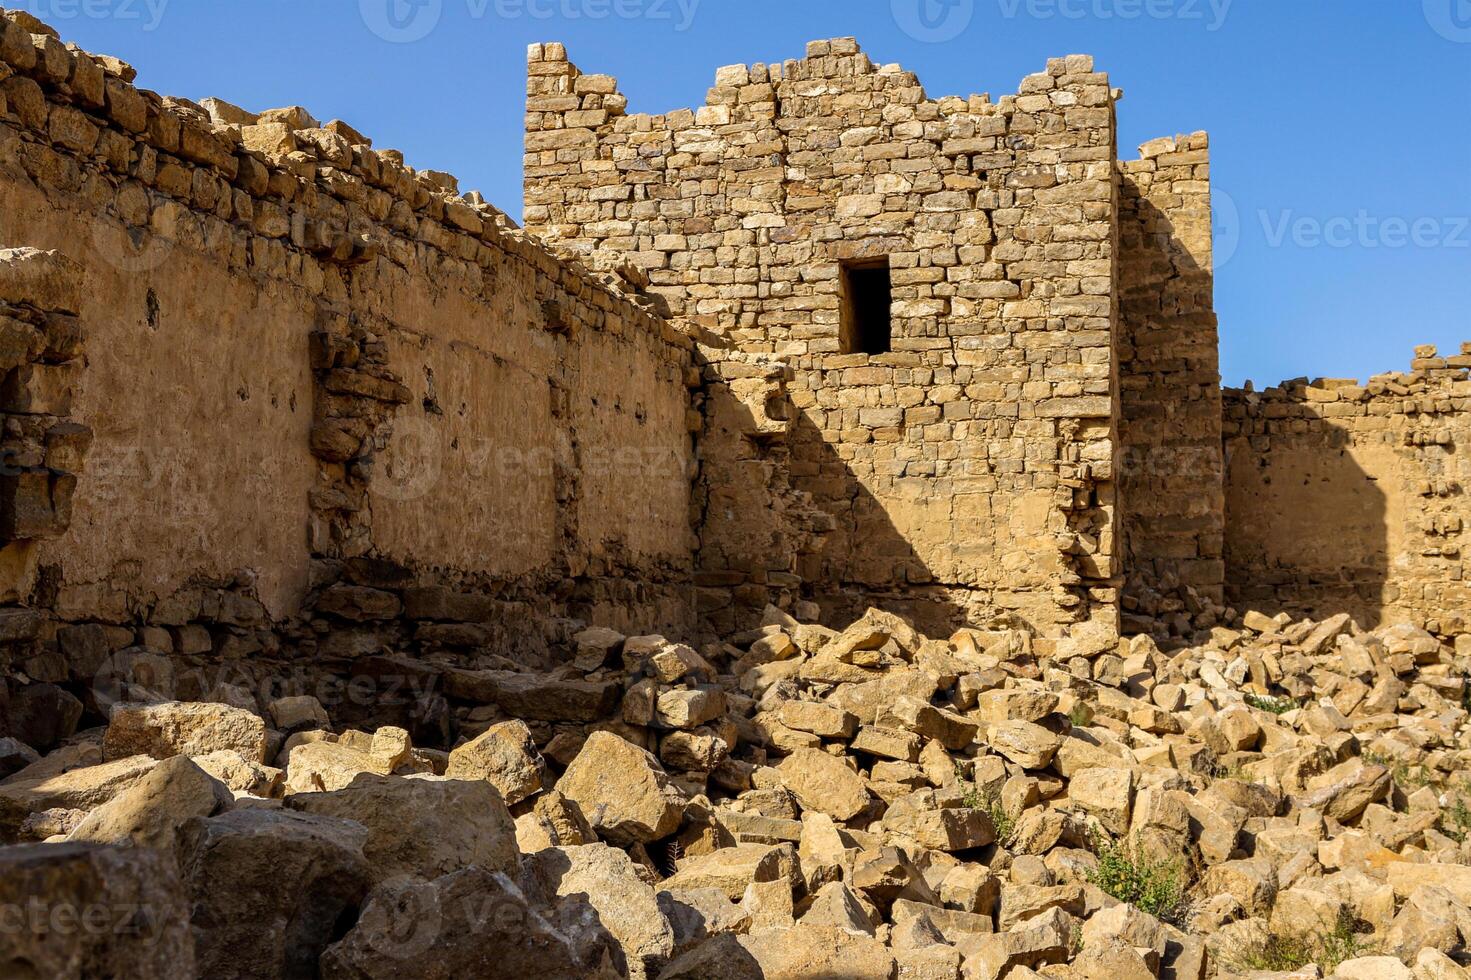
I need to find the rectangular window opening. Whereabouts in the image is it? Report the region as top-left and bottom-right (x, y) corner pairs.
(840, 257), (893, 356)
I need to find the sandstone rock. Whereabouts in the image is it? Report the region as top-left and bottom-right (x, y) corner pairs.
(1068, 766), (1133, 835)
(665, 843), (792, 900)
(0, 842), (194, 979)
(445, 719), (545, 805)
(801, 881), (876, 935)
(0, 754), (157, 814)
(555, 731), (684, 844)
(283, 740), (394, 794)
(177, 808), (374, 979)
(775, 748), (869, 820)
(523, 843), (674, 979)
(883, 792), (995, 851)
(987, 721), (1061, 769)
(736, 923), (896, 980)
(192, 749), (284, 797)
(658, 887), (752, 957)
(103, 701), (267, 763)
(445, 669), (620, 722)
(284, 773), (518, 882)
(321, 867), (620, 980)
(269, 695), (330, 731)
(69, 755), (232, 850)
(516, 789), (597, 852)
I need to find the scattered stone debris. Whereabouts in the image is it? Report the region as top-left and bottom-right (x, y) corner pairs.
(3, 603), (1471, 979)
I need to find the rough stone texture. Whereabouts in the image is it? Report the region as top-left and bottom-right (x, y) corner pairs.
(522, 843), (675, 980)
(444, 718), (545, 805)
(320, 867), (621, 980)
(282, 773), (519, 882)
(554, 730), (685, 844)
(524, 40), (1122, 648)
(1224, 348), (1471, 634)
(1117, 133), (1223, 613)
(0, 842), (195, 980)
(101, 701), (267, 763)
(67, 755), (232, 850)
(176, 807), (374, 980)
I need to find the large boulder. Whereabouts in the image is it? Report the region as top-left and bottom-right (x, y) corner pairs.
(0, 842), (194, 979)
(445, 719), (545, 806)
(176, 808), (373, 979)
(320, 867), (622, 979)
(0, 754), (157, 819)
(555, 731), (684, 845)
(775, 749), (869, 821)
(103, 701), (267, 763)
(283, 773), (518, 882)
(69, 756), (233, 850)
(192, 749), (285, 797)
(738, 923), (895, 980)
(522, 844), (675, 980)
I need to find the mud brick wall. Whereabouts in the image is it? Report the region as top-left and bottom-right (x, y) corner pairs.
(1117, 133), (1224, 625)
(1223, 344), (1471, 637)
(0, 8), (696, 743)
(523, 38), (1123, 648)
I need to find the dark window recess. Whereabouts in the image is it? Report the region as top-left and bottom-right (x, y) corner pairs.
(840, 259), (893, 355)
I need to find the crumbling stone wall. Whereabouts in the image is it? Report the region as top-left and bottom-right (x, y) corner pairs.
(0, 8), (696, 743)
(523, 39), (1123, 648)
(1117, 133), (1225, 628)
(1223, 344), (1471, 637)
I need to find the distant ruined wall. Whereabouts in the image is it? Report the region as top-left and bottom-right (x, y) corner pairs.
(0, 8), (695, 739)
(1117, 133), (1224, 624)
(1223, 345), (1471, 637)
(524, 38), (1123, 648)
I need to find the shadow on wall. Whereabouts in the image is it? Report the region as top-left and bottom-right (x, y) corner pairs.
(1118, 185), (1226, 609)
(694, 354), (1033, 641)
(1222, 395), (1389, 628)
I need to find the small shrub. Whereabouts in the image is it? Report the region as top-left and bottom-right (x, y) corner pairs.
(1085, 834), (1189, 927)
(955, 764), (1017, 846)
(1442, 785), (1471, 843)
(1244, 693), (1299, 715)
(1225, 911), (1375, 975)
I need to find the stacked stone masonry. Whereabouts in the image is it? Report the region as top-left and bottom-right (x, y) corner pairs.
(0, 8), (1467, 758)
(524, 39), (1124, 647)
(0, 7), (697, 741)
(1223, 344), (1471, 636)
(1117, 133), (1225, 621)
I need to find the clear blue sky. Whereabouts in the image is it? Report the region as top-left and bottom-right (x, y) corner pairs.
(24, 0), (1471, 387)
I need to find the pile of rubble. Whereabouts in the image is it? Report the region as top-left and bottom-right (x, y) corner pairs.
(3, 605), (1471, 980)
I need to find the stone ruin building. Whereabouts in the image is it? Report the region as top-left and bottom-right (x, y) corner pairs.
(0, 16), (1466, 738)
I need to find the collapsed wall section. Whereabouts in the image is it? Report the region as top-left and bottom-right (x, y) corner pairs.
(1223, 346), (1471, 636)
(1117, 133), (1224, 629)
(0, 9), (695, 745)
(525, 39), (1122, 649)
